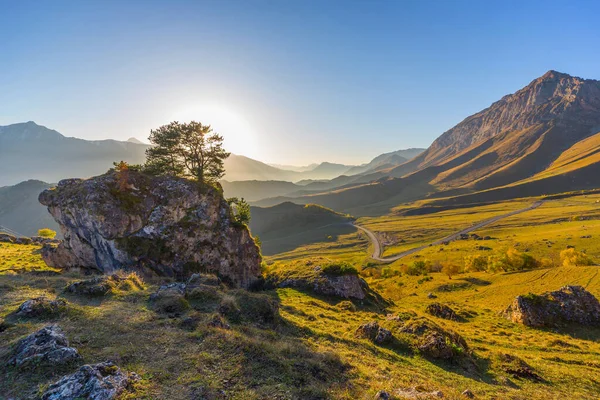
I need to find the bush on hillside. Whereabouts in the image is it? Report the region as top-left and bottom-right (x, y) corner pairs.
(322, 261), (359, 276)
(441, 263), (461, 279)
(37, 228), (57, 239)
(495, 248), (541, 272)
(464, 255), (487, 272)
(560, 248), (594, 266)
(403, 260), (429, 276)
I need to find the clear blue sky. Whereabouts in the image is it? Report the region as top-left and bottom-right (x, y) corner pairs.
(1, 0), (599, 165)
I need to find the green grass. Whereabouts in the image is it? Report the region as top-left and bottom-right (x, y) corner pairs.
(3, 192), (600, 399)
(0, 243), (58, 274)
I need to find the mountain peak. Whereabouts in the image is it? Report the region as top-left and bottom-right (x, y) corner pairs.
(540, 70), (571, 80)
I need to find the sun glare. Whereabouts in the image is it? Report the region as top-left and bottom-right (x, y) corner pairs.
(173, 104), (259, 158)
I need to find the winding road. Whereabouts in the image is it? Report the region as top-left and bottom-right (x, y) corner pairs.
(355, 200), (544, 263)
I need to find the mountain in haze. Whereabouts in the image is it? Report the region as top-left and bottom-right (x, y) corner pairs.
(223, 155), (353, 182)
(0, 180), (59, 236)
(0, 122), (150, 186)
(0, 122), (358, 185)
(257, 71), (600, 215)
(268, 163), (319, 172)
(344, 148), (425, 175)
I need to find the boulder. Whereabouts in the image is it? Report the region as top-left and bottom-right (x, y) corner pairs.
(355, 321), (393, 345)
(41, 361), (139, 400)
(149, 283), (190, 314)
(278, 273), (366, 300)
(0, 233), (16, 243)
(39, 171), (261, 288)
(504, 285), (600, 328)
(8, 325), (82, 368)
(15, 297), (67, 318)
(400, 319), (468, 360)
(65, 273), (142, 296)
(425, 303), (459, 321)
(14, 236), (33, 245)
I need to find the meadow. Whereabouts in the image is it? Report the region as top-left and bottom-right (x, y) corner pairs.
(2, 192), (600, 399)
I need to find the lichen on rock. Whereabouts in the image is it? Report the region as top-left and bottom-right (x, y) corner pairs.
(8, 325), (82, 368)
(39, 170), (261, 288)
(41, 361), (139, 400)
(504, 285), (600, 328)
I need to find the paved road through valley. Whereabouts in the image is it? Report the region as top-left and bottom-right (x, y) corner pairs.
(354, 200), (544, 262)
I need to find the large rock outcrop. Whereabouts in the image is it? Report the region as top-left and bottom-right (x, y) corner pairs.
(504, 285), (600, 328)
(39, 171), (261, 288)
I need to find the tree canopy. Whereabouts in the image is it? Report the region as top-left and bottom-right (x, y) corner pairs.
(144, 121), (230, 183)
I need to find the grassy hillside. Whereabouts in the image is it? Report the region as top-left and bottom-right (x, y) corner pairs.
(3, 192), (600, 399)
(0, 180), (59, 236)
(249, 202), (355, 255)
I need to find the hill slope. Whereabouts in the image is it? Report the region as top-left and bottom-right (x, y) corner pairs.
(249, 202), (354, 255)
(0, 180), (59, 236)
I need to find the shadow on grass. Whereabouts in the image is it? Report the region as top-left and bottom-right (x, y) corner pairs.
(259, 223), (356, 256)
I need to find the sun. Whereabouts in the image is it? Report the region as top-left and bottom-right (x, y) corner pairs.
(173, 104), (259, 158)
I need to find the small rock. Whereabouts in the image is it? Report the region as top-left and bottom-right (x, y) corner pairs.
(41, 361), (139, 400)
(426, 303), (459, 321)
(427, 293), (437, 299)
(0, 233), (16, 243)
(16, 297), (67, 318)
(462, 389), (475, 398)
(207, 314), (231, 329)
(356, 321), (393, 345)
(8, 325), (82, 368)
(187, 273), (220, 288)
(375, 390), (391, 399)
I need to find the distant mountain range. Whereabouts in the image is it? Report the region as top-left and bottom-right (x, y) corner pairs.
(253, 71), (600, 215)
(0, 121), (421, 186)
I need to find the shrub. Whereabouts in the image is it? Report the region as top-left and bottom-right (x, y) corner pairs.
(404, 260), (429, 276)
(322, 262), (358, 276)
(442, 263), (460, 279)
(496, 248), (541, 271)
(560, 248), (594, 266)
(37, 228), (57, 239)
(464, 255), (487, 272)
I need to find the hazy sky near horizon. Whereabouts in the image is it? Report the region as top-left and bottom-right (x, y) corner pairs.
(2, 0), (599, 165)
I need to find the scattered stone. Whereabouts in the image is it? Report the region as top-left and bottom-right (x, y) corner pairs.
(504, 285), (600, 328)
(8, 325), (82, 368)
(65, 273), (142, 296)
(186, 273), (221, 288)
(41, 361), (139, 400)
(462, 389), (475, 398)
(14, 236), (33, 245)
(475, 245), (491, 251)
(427, 293), (437, 299)
(425, 303), (459, 321)
(15, 297), (67, 318)
(277, 273), (366, 299)
(496, 353), (542, 381)
(336, 300), (357, 311)
(207, 314), (231, 329)
(400, 319), (468, 360)
(149, 283), (189, 314)
(39, 171), (261, 287)
(394, 386), (444, 399)
(0, 233), (16, 243)
(375, 391), (391, 399)
(31, 236), (61, 245)
(581, 235), (592, 239)
(566, 245), (575, 249)
(355, 321), (393, 345)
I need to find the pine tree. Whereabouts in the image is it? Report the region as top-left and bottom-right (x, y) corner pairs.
(144, 121), (230, 183)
